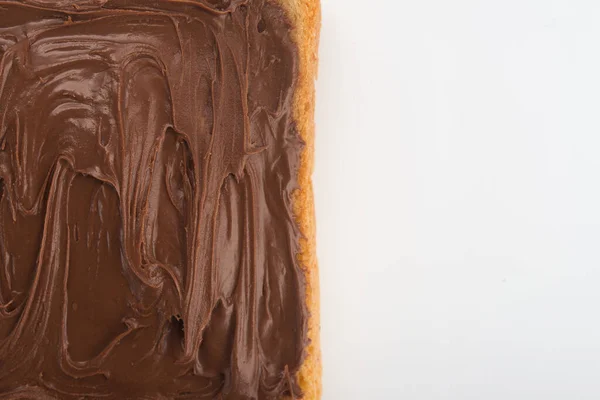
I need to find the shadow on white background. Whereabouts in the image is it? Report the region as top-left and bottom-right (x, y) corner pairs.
(315, 1), (600, 399)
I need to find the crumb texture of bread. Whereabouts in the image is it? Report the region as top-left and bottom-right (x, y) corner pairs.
(278, 0), (321, 399)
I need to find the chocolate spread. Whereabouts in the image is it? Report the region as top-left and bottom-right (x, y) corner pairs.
(0, 0), (306, 398)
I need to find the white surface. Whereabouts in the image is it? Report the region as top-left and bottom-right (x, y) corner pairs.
(315, 1), (600, 399)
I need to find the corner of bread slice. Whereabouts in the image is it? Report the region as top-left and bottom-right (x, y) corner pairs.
(276, 0), (321, 399)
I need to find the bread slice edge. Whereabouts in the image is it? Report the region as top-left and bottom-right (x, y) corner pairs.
(278, 0), (321, 398)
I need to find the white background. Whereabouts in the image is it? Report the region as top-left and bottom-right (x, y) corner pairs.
(315, 1), (600, 399)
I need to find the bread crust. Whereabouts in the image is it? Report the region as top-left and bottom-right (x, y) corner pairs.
(276, 0), (321, 398)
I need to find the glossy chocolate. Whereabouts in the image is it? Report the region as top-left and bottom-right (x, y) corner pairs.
(0, 0), (307, 398)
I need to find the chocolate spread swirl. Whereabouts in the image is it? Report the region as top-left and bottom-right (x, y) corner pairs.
(0, 0), (307, 398)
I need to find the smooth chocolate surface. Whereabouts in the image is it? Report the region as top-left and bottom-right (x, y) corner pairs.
(0, 0), (307, 398)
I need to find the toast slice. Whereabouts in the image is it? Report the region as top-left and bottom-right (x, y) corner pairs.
(0, 0), (320, 398)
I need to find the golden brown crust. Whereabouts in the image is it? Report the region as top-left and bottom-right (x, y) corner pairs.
(276, 0), (321, 398)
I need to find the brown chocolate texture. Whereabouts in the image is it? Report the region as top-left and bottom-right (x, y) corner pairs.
(0, 1), (306, 398)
